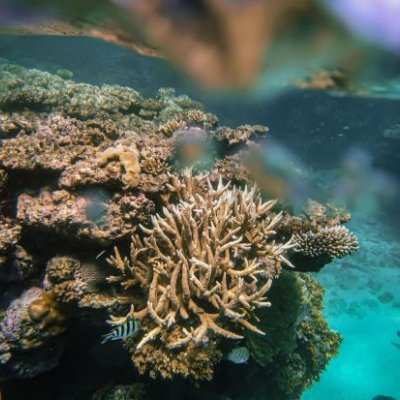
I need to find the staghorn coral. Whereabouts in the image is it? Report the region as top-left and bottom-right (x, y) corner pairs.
(106, 171), (296, 379)
(294, 225), (359, 259)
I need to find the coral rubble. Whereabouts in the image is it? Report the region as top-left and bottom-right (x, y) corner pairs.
(0, 62), (358, 398)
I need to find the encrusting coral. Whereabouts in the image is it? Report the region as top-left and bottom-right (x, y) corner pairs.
(17, 189), (154, 245)
(0, 288), (66, 379)
(106, 170), (296, 379)
(0, 62), (359, 397)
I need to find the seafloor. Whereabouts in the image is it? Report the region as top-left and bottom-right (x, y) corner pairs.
(0, 35), (399, 400)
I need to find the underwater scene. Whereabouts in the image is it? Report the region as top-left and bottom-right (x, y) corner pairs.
(0, 1), (399, 400)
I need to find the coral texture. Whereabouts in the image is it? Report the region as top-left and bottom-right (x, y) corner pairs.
(294, 225), (359, 259)
(107, 171), (296, 378)
(245, 272), (342, 398)
(0, 288), (66, 378)
(0, 62), (358, 396)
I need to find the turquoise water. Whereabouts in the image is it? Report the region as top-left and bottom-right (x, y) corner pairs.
(0, 34), (399, 400)
(305, 213), (400, 399)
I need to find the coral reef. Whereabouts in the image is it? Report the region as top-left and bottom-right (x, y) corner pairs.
(17, 189), (154, 245)
(277, 200), (359, 271)
(216, 125), (268, 146)
(264, 273), (342, 397)
(92, 384), (145, 400)
(0, 288), (66, 379)
(294, 225), (359, 259)
(0, 62), (358, 398)
(107, 171), (295, 379)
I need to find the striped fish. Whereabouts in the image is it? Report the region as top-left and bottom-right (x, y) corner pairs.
(101, 319), (140, 344)
(225, 346), (250, 364)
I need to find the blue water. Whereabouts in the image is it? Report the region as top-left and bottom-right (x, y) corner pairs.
(1, 34), (399, 400)
(305, 213), (400, 399)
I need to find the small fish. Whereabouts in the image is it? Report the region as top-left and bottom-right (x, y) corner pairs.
(396, 330), (400, 338)
(225, 346), (250, 364)
(101, 319), (140, 344)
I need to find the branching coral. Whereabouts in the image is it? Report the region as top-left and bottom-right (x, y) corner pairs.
(107, 171), (296, 379)
(277, 200), (359, 271)
(0, 113), (110, 171)
(0, 64), (142, 119)
(294, 225), (359, 259)
(0, 62), (361, 394)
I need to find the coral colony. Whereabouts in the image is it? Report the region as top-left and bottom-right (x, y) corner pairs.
(0, 63), (358, 398)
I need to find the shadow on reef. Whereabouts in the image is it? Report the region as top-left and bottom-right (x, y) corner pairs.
(0, 62), (359, 400)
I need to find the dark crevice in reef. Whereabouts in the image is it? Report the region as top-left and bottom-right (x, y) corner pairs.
(0, 62), (359, 400)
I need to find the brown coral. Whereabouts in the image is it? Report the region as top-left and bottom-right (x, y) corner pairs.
(17, 189), (154, 244)
(129, 326), (222, 380)
(158, 119), (187, 137)
(44, 255), (117, 309)
(96, 144), (141, 188)
(0, 114), (109, 172)
(294, 225), (359, 259)
(107, 171), (295, 378)
(216, 125), (268, 146)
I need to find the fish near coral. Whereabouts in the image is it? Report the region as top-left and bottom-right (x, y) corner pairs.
(101, 319), (140, 344)
(225, 346), (250, 364)
(106, 170), (297, 379)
